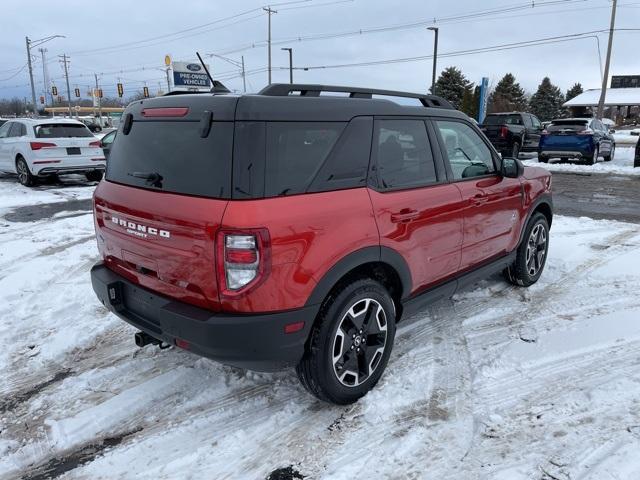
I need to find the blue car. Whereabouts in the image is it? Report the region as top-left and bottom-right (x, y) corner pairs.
(538, 118), (615, 165)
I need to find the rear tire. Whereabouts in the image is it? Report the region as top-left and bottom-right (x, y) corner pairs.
(511, 142), (521, 159)
(504, 212), (549, 287)
(603, 144), (614, 162)
(16, 157), (36, 187)
(85, 170), (104, 182)
(296, 278), (396, 405)
(538, 155), (548, 163)
(585, 145), (598, 165)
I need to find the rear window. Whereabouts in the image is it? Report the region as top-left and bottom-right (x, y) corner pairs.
(547, 120), (589, 132)
(105, 121), (233, 199)
(483, 114), (522, 126)
(34, 123), (93, 138)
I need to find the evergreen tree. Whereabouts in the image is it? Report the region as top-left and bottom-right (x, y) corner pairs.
(461, 85), (480, 119)
(529, 77), (565, 122)
(565, 82), (584, 102)
(433, 66), (472, 110)
(488, 73), (528, 112)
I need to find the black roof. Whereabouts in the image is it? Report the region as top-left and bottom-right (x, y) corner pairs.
(128, 83), (467, 122)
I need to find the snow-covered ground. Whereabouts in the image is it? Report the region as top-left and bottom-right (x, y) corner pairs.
(523, 145), (640, 176)
(1, 181), (640, 479)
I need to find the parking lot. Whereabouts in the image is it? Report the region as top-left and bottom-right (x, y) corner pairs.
(1, 148), (639, 479)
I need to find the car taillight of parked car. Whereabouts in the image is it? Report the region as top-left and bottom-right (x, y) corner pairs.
(500, 126), (509, 138)
(89, 141), (101, 147)
(30, 142), (56, 150)
(216, 229), (270, 296)
(577, 128), (594, 135)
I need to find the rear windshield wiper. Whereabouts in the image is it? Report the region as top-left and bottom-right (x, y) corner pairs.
(128, 171), (163, 188)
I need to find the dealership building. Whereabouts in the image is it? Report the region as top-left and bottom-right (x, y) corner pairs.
(564, 75), (640, 124)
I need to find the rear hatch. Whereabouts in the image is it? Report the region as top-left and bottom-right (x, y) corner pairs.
(540, 119), (593, 150)
(93, 94), (238, 311)
(32, 123), (103, 165)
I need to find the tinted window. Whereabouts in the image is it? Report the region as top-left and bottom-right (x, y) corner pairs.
(523, 115), (533, 128)
(34, 123), (93, 138)
(264, 122), (344, 197)
(435, 120), (496, 180)
(530, 115), (542, 129)
(375, 120), (437, 189)
(547, 120), (589, 132)
(483, 114), (522, 126)
(0, 122), (13, 138)
(106, 121), (233, 199)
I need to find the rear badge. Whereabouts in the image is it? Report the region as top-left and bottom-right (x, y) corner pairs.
(110, 215), (171, 239)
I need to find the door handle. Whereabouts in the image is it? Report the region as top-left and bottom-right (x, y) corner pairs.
(472, 194), (489, 206)
(390, 209), (420, 223)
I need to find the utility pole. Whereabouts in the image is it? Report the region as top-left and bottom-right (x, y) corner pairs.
(427, 27), (439, 95)
(241, 56), (247, 92)
(597, 0), (617, 119)
(59, 54), (73, 117)
(263, 6), (277, 84)
(94, 73), (102, 124)
(39, 48), (51, 106)
(281, 48), (293, 84)
(25, 37), (37, 114)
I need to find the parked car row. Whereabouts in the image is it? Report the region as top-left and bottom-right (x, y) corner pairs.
(480, 112), (616, 165)
(0, 118), (107, 186)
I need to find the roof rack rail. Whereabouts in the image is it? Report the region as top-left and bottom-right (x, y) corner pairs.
(258, 83), (455, 109)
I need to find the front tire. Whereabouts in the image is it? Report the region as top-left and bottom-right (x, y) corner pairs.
(16, 157), (36, 187)
(504, 212), (549, 287)
(296, 278), (396, 404)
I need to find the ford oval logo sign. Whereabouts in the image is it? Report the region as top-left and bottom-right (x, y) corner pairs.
(186, 63), (202, 72)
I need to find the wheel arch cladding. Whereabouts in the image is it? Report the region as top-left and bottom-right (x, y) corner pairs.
(305, 246), (412, 313)
(519, 196), (553, 246)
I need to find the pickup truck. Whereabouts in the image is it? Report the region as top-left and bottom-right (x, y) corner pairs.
(479, 112), (544, 158)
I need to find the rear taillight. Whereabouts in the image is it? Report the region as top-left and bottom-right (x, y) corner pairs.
(30, 141), (56, 150)
(216, 229), (270, 296)
(577, 129), (594, 135)
(89, 140), (101, 147)
(500, 126), (509, 138)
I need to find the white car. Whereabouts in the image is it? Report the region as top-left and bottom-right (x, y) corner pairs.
(0, 118), (105, 187)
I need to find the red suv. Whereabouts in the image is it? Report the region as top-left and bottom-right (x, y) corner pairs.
(91, 84), (552, 404)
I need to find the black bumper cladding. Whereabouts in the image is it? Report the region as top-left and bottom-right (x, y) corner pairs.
(91, 263), (317, 371)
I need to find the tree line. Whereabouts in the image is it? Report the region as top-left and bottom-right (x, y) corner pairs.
(433, 66), (584, 121)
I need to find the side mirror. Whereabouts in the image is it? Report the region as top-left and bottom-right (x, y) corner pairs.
(501, 157), (524, 178)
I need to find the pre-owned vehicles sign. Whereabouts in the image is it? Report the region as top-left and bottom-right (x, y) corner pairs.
(172, 62), (211, 88)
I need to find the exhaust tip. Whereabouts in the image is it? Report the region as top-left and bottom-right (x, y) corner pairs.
(134, 331), (160, 348)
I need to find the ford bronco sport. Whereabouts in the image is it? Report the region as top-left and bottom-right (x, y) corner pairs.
(91, 84), (553, 405)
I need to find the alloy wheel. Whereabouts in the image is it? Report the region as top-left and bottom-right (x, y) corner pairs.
(17, 160), (28, 185)
(525, 223), (547, 277)
(332, 298), (388, 387)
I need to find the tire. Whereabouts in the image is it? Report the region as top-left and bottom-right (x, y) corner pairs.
(296, 278), (396, 404)
(504, 212), (549, 287)
(85, 170), (104, 182)
(603, 144), (615, 162)
(585, 145), (598, 165)
(16, 157), (36, 187)
(538, 155), (548, 163)
(511, 142), (521, 159)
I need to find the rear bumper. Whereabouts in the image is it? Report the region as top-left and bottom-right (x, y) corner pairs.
(91, 263), (317, 371)
(36, 164), (105, 176)
(537, 150), (589, 159)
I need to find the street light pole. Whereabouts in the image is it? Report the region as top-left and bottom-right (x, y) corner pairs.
(597, 0), (617, 119)
(427, 27), (439, 95)
(281, 48), (293, 83)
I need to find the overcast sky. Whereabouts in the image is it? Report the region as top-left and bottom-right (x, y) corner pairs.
(1, 0), (639, 101)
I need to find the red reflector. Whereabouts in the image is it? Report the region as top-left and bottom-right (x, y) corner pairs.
(141, 107), (189, 118)
(30, 142), (57, 150)
(284, 321), (305, 334)
(33, 160), (61, 164)
(226, 248), (258, 264)
(89, 140), (101, 147)
(175, 338), (190, 350)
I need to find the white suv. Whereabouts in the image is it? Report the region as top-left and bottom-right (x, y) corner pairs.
(0, 118), (105, 186)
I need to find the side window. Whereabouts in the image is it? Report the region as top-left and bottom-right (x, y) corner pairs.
(19, 123), (27, 136)
(264, 122), (345, 197)
(374, 119), (437, 190)
(0, 122), (12, 139)
(435, 120), (496, 180)
(523, 115), (533, 128)
(530, 115), (542, 129)
(8, 122), (23, 137)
